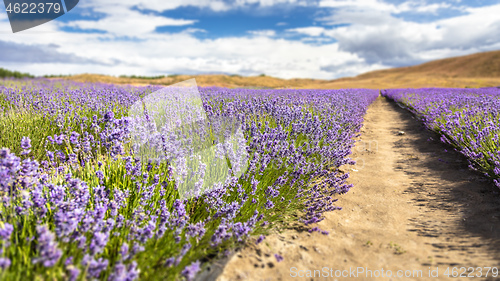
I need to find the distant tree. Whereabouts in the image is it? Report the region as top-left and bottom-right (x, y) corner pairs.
(119, 74), (166, 80)
(0, 68), (34, 79)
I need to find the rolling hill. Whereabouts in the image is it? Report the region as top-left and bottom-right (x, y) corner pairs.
(63, 50), (500, 89)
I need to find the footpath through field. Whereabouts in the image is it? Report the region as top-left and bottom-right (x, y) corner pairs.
(216, 96), (500, 281)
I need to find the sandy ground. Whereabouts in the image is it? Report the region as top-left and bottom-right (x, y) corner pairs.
(215, 97), (500, 281)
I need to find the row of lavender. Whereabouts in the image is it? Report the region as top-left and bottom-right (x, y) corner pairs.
(0, 79), (379, 280)
(382, 88), (500, 188)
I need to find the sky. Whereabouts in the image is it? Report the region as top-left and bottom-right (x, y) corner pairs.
(1, 0), (499, 79)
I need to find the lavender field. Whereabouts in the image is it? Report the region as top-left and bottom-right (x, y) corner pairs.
(382, 88), (500, 188)
(0, 79), (378, 280)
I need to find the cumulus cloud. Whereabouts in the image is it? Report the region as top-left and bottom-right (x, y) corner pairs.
(286, 27), (325, 37)
(1, 0), (499, 79)
(79, 0), (231, 13)
(284, 1), (500, 66)
(330, 3), (500, 65)
(78, 0), (310, 14)
(248, 30), (276, 37)
(319, 0), (451, 15)
(2, 26), (377, 79)
(0, 40), (111, 64)
(234, 0), (311, 7)
(65, 6), (196, 36)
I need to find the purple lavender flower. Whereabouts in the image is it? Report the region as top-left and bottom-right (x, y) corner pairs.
(82, 255), (109, 278)
(181, 261), (201, 281)
(264, 200), (274, 209)
(0, 257), (11, 269)
(69, 132), (80, 144)
(96, 170), (105, 181)
(89, 232), (109, 255)
(108, 263), (127, 281)
(185, 222), (206, 240)
(46, 150), (55, 162)
(104, 111), (115, 122)
(0, 81), (386, 278)
(383, 88), (500, 190)
(308, 227), (320, 233)
(55, 206), (84, 241)
(119, 242), (129, 260)
(0, 223), (13, 240)
(21, 136), (31, 154)
(274, 254), (284, 262)
(33, 225), (62, 267)
(66, 265), (80, 281)
(256, 235), (265, 244)
(232, 222), (251, 241)
(108, 261), (139, 281)
(164, 257), (175, 267)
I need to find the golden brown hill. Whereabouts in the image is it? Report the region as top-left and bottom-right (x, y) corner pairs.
(64, 50), (500, 89)
(315, 50), (500, 89)
(65, 73), (328, 89)
(358, 50), (500, 79)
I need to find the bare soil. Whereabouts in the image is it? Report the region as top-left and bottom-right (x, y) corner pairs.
(216, 97), (500, 281)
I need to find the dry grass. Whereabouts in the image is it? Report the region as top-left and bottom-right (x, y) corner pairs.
(63, 50), (500, 89)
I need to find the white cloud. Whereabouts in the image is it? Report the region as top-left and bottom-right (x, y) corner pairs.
(319, 0), (399, 13)
(312, 1), (500, 66)
(248, 29), (276, 37)
(79, 0), (230, 12)
(65, 6), (196, 36)
(182, 28), (207, 34)
(78, 0), (309, 14)
(60, 0), (310, 38)
(319, 0), (451, 15)
(412, 2), (451, 13)
(2, 27), (379, 79)
(1, 0), (500, 80)
(234, 0), (310, 7)
(286, 27), (326, 37)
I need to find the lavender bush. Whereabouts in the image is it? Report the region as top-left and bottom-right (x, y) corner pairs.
(0, 78), (378, 280)
(382, 88), (500, 188)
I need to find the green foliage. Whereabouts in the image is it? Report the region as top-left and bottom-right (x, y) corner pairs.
(119, 75), (166, 80)
(0, 68), (34, 79)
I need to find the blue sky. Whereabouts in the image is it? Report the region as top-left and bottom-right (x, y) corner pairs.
(1, 0), (499, 79)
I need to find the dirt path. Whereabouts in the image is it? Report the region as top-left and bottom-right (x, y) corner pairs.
(215, 97), (500, 281)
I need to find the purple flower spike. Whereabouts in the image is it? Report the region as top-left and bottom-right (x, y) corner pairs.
(33, 225), (62, 267)
(21, 136), (31, 155)
(256, 235), (265, 244)
(0, 222), (13, 240)
(181, 261), (201, 281)
(274, 254), (284, 262)
(0, 257), (11, 269)
(96, 170), (105, 180)
(66, 265), (80, 281)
